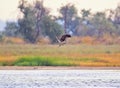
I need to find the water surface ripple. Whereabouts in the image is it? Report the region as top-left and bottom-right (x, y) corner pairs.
(0, 70), (120, 88)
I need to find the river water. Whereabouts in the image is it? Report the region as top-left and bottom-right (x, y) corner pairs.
(0, 70), (120, 88)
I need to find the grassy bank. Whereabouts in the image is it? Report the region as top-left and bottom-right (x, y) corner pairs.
(0, 44), (120, 66)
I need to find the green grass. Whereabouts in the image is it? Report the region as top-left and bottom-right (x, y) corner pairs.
(13, 56), (73, 66)
(13, 56), (100, 66)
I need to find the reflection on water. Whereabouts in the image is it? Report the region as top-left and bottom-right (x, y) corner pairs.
(0, 70), (120, 88)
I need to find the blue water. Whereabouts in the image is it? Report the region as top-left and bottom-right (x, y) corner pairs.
(0, 70), (120, 88)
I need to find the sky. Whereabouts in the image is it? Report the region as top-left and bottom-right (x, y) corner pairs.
(0, 0), (120, 22)
(0, 0), (120, 31)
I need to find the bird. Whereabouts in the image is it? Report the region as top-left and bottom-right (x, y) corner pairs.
(56, 34), (71, 46)
(60, 34), (71, 42)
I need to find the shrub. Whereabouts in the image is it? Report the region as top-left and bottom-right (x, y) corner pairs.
(80, 36), (95, 44)
(0, 62), (7, 66)
(3, 37), (25, 44)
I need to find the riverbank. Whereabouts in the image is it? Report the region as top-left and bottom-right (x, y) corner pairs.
(0, 66), (120, 70)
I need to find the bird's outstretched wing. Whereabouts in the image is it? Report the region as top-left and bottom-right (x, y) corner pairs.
(60, 34), (71, 42)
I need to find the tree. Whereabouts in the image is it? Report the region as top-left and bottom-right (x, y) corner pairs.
(34, 0), (49, 39)
(105, 4), (120, 36)
(0, 32), (4, 42)
(40, 16), (63, 43)
(90, 12), (116, 38)
(18, 6), (37, 43)
(114, 4), (120, 24)
(113, 4), (120, 35)
(80, 9), (91, 21)
(59, 4), (79, 34)
(75, 9), (92, 36)
(17, 0), (63, 43)
(18, 0), (49, 43)
(4, 22), (18, 37)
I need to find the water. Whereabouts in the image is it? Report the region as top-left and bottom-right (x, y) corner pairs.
(0, 70), (120, 88)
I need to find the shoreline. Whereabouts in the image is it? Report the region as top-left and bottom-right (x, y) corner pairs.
(0, 66), (120, 70)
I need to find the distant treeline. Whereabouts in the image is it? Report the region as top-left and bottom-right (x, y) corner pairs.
(0, 0), (120, 44)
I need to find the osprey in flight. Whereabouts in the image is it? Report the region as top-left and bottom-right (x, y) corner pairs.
(56, 34), (71, 46)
